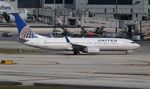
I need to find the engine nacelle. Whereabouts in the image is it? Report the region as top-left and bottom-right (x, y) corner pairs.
(2, 12), (10, 23)
(2, 12), (27, 23)
(83, 47), (100, 53)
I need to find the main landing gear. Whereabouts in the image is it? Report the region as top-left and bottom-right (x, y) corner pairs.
(125, 50), (133, 55)
(73, 50), (80, 55)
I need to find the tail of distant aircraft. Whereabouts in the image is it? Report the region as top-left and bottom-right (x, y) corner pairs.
(13, 13), (45, 39)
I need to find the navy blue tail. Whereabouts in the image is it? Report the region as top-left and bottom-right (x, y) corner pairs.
(13, 13), (38, 39)
(13, 13), (27, 33)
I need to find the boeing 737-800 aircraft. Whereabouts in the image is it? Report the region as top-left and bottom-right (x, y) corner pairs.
(13, 13), (140, 55)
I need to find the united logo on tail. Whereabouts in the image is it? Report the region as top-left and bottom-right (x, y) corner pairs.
(13, 13), (39, 39)
(19, 26), (38, 39)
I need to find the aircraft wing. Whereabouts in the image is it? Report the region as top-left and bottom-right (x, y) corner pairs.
(65, 36), (87, 51)
(70, 42), (100, 53)
(70, 43), (86, 51)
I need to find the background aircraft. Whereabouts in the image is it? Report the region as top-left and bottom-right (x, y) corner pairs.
(0, 1), (27, 23)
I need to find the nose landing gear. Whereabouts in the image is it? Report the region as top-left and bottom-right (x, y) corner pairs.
(73, 50), (80, 55)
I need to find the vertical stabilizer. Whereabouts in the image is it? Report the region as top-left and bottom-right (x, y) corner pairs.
(13, 13), (45, 39)
(13, 13), (27, 33)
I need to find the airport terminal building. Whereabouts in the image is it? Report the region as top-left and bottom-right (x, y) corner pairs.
(45, 0), (150, 21)
(1, 0), (150, 40)
(3, 0), (150, 21)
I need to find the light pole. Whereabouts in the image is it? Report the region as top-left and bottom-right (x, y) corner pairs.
(63, 0), (65, 26)
(143, 0), (145, 20)
(54, 0), (56, 32)
(132, 1), (142, 38)
(133, 1), (141, 21)
(115, 0), (118, 33)
(105, 8), (107, 20)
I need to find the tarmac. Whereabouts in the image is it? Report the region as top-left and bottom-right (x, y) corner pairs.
(0, 41), (150, 89)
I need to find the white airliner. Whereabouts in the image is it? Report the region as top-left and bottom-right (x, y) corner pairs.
(0, 1), (27, 22)
(13, 13), (140, 55)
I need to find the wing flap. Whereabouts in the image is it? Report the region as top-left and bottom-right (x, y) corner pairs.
(71, 43), (86, 51)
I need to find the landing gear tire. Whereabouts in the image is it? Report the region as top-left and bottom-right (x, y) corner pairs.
(125, 50), (133, 55)
(125, 51), (128, 55)
(73, 50), (80, 55)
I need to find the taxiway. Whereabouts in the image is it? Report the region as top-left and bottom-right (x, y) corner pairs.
(0, 42), (150, 88)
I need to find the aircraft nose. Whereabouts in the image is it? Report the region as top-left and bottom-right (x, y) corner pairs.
(135, 43), (140, 48)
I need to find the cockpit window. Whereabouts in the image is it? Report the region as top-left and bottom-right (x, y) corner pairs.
(131, 41), (136, 44)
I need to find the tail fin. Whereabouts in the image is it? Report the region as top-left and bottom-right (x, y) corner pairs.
(13, 13), (42, 39)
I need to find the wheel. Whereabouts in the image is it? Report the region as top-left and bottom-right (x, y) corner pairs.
(125, 51), (128, 55)
(125, 50), (133, 55)
(73, 50), (80, 55)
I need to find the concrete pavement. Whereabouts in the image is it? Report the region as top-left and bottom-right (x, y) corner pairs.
(0, 44), (150, 88)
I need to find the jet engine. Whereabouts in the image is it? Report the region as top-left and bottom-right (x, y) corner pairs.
(83, 47), (100, 54)
(2, 12), (10, 23)
(2, 12), (27, 23)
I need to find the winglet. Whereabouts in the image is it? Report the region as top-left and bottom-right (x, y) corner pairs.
(65, 36), (71, 43)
